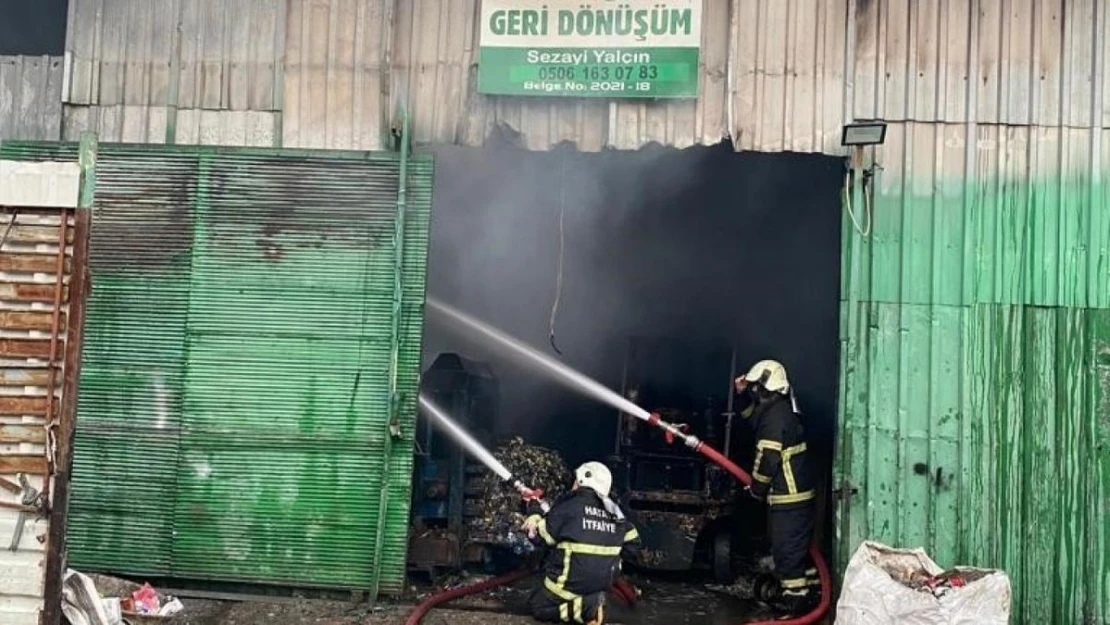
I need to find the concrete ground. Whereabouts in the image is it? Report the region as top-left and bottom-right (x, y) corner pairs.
(165, 600), (526, 625)
(161, 574), (778, 625)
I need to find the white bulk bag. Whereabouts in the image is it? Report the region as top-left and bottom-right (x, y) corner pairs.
(835, 541), (1011, 625)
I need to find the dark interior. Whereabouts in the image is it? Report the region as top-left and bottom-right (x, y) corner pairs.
(422, 141), (845, 475)
(0, 0), (68, 56)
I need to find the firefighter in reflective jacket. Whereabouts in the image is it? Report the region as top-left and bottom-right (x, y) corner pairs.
(735, 360), (820, 616)
(522, 461), (641, 625)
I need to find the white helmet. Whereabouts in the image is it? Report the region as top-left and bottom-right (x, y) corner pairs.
(575, 461), (613, 498)
(743, 359), (791, 394)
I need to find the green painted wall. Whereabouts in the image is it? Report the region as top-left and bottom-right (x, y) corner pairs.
(835, 174), (1110, 623)
(1, 141), (433, 596)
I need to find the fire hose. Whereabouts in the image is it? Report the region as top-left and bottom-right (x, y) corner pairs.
(415, 299), (831, 623)
(404, 568), (532, 625)
(647, 411), (831, 625)
(407, 398), (827, 625)
(406, 396), (642, 625)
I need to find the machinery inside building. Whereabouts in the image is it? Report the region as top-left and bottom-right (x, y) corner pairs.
(411, 142), (844, 596)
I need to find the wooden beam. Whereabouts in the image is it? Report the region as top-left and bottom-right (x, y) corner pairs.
(0, 396), (47, 416)
(42, 133), (96, 625)
(0, 455), (47, 474)
(0, 339), (54, 359)
(0, 283), (68, 304)
(0, 311), (67, 333)
(0, 253), (71, 274)
(0, 424), (46, 444)
(0, 368), (60, 387)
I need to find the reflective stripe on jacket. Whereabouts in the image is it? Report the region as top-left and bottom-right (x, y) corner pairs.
(749, 395), (815, 506)
(529, 488), (641, 597)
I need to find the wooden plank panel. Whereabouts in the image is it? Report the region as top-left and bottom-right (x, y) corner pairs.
(0, 312), (65, 333)
(0, 340), (54, 359)
(0, 456), (47, 475)
(0, 369), (60, 387)
(0, 254), (71, 274)
(0, 284), (67, 304)
(0, 397), (47, 417)
(0, 425), (46, 445)
(0, 224), (73, 245)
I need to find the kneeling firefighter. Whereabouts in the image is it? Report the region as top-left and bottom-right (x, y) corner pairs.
(522, 461), (641, 625)
(735, 360), (820, 617)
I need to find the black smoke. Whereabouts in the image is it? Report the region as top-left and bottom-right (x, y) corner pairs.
(422, 141), (843, 470)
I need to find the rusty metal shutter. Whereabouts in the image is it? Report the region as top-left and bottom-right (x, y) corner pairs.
(0, 141), (432, 595)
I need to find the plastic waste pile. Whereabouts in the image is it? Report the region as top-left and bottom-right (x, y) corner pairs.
(61, 571), (185, 625)
(466, 436), (571, 550)
(836, 541), (1011, 625)
(900, 569), (985, 600)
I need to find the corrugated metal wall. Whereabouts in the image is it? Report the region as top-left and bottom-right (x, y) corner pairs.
(0, 56), (64, 143)
(836, 2), (1110, 622)
(51, 1), (1110, 148)
(1, 141), (433, 596)
(837, 122), (1110, 623)
(62, 0), (283, 146)
(0, 0), (1099, 619)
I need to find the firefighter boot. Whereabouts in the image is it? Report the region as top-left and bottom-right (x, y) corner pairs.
(772, 588), (819, 620)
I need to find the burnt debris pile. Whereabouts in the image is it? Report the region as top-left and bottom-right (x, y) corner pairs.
(465, 437), (572, 547)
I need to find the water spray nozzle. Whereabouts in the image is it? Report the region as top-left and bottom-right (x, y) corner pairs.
(512, 480), (551, 512)
(664, 422), (689, 445)
(518, 485), (545, 502)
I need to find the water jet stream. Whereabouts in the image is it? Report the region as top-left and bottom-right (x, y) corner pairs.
(421, 296), (831, 625)
(418, 393), (511, 481)
(425, 297), (651, 421)
(417, 393), (549, 511)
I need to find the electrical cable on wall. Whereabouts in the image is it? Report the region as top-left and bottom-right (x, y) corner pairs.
(548, 153), (566, 355)
(0, 209), (19, 249)
(844, 168), (872, 237)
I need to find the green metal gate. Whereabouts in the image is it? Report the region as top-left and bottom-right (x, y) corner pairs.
(0, 135), (433, 596)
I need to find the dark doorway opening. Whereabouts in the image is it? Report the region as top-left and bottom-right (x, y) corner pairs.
(423, 141), (843, 468)
(418, 142), (844, 600)
(0, 0), (69, 56)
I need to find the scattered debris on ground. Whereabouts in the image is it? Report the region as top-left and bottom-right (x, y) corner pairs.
(705, 556), (776, 600)
(705, 576), (759, 601)
(162, 600), (528, 625)
(59, 573), (775, 625)
(60, 557), (777, 624)
(62, 570), (185, 625)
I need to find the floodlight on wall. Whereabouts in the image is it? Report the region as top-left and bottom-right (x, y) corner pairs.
(841, 121), (887, 147)
(841, 121), (886, 239)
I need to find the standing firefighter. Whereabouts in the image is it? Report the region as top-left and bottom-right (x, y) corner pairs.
(735, 360), (819, 617)
(522, 461), (641, 625)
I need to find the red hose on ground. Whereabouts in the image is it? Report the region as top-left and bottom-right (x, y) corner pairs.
(406, 426), (830, 625)
(610, 577), (639, 605)
(404, 568), (533, 625)
(404, 569), (637, 624)
(697, 444), (831, 625)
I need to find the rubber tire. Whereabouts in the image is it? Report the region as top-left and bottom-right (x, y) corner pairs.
(712, 529), (734, 583)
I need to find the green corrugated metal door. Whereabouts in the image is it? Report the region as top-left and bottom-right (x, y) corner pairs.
(835, 168), (1110, 622)
(0, 141), (432, 594)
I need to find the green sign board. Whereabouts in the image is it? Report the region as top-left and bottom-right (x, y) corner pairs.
(478, 0), (702, 99)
